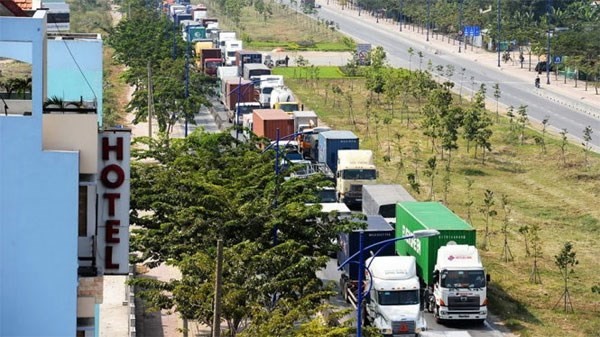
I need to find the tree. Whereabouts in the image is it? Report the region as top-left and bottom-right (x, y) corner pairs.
(499, 194), (514, 262)
(492, 83), (501, 122)
(529, 224), (542, 284)
(559, 128), (569, 166)
(423, 156), (437, 200)
(479, 189), (497, 251)
(553, 241), (578, 312)
(581, 125), (593, 167)
(516, 105), (529, 145)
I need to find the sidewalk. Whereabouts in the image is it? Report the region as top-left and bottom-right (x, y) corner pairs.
(318, 1), (600, 119)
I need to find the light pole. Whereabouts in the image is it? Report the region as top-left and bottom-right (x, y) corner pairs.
(337, 229), (440, 337)
(497, 0), (501, 67)
(426, 0), (431, 41)
(546, 0), (552, 85)
(398, 0), (403, 31)
(184, 25), (190, 137)
(458, 0), (463, 53)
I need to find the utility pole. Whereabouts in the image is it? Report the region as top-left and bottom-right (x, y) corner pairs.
(147, 60), (153, 138)
(185, 25), (190, 137)
(497, 0), (501, 67)
(398, 0), (403, 32)
(212, 239), (223, 337)
(546, 0), (552, 85)
(426, 0), (430, 41)
(458, 0), (463, 53)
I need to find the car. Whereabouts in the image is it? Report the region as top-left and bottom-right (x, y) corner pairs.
(535, 61), (555, 73)
(314, 4), (321, 8)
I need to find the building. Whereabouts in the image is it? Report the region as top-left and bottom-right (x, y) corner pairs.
(0, 9), (131, 337)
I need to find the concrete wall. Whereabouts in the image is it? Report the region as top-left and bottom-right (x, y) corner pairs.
(0, 12), (79, 336)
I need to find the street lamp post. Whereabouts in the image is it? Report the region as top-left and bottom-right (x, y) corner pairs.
(185, 25), (190, 137)
(337, 229), (440, 337)
(458, 0), (463, 53)
(426, 0), (431, 42)
(398, 0), (403, 31)
(546, 0), (552, 85)
(497, 0), (501, 67)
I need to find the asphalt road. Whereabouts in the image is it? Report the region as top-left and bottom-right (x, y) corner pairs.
(307, 4), (600, 151)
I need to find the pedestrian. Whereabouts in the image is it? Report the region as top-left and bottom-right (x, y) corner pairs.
(535, 76), (540, 88)
(284, 55), (290, 67)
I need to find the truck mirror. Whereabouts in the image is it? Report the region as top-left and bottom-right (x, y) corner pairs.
(433, 270), (439, 282)
(486, 273), (491, 283)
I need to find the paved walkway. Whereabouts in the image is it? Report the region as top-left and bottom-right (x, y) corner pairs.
(318, 0), (600, 119)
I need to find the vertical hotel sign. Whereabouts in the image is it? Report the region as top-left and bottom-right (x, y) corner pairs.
(97, 129), (131, 275)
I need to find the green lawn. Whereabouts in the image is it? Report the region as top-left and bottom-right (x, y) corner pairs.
(272, 66), (349, 79)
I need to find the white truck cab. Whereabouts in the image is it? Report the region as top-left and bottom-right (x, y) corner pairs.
(431, 244), (488, 322)
(365, 256), (427, 337)
(253, 75), (284, 108)
(336, 150), (377, 206)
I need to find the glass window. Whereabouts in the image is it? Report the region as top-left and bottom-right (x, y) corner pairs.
(377, 290), (419, 306)
(341, 169), (377, 180)
(78, 186), (87, 237)
(379, 204), (396, 218)
(441, 270), (486, 288)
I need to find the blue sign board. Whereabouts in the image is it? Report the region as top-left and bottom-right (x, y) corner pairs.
(465, 26), (473, 37)
(554, 56), (562, 64)
(473, 26), (481, 36)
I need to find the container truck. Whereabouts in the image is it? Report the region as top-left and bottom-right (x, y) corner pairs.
(336, 150), (377, 206)
(222, 77), (258, 112)
(242, 63), (271, 81)
(223, 39), (243, 66)
(231, 102), (262, 124)
(217, 66), (238, 84)
(200, 48), (222, 76)
(174, 13), (193, 26)
(192, 5), (207, 21)
(395, 201), (489, 323)
(364, 256), (427, 336)
(217, 31), (237, 47)
(252, 109), (293, 141)
(235, 50), (263, 77)
(254, 75), (284, 107)
(338, 215), (395, 303)
(200, 18), (218, 28)
(317, 130), (359, 174)
(362, 184), (415, 224)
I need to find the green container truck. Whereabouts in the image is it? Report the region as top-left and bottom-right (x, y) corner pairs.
(396, 201), (489, 323)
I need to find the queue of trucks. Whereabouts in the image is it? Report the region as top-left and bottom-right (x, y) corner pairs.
(335, 181), (490, 336)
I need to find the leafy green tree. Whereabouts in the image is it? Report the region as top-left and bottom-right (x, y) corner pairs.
(479, 189), (497, 251)
(559, 128), (569, 166)
(529, 224), (543, 284)
(581, 125), (593, 167)
(553, 241), (578, 312)
(423, 156), (437, 200)
(499, 194), (514, 262)
(516, 105), (529, 145)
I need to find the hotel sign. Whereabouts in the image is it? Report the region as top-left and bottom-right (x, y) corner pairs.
(97, 129), (131, 275)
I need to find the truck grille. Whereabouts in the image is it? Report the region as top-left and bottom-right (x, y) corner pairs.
(391, 320), (415, 334)
(448, 295), (480, 311)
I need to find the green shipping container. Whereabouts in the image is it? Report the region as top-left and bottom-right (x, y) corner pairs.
(396, 202), (476, 285)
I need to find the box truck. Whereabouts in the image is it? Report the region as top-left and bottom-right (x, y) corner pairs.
(252, 109), (293, 141)
(317, 130), (359, 174)
(396, 202), (489, 323)
(336, 150), (377, 206)
(362, 184), (416, 224)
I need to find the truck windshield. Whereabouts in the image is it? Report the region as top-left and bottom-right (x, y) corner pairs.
(317, 189), (337, 203)
(262, 87), (274, 94)
(377, 290), (419, 306)
(441, 270), (486, 288)
(341, 169), (376, 180)
(279, 103), (299, 112)
(379, 204), (395, 218)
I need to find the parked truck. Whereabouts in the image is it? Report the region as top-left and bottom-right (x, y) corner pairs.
(252, 108), (293, 141)
(222, 77), (258, 112)
(338, 215), (395, 303)
(269, 86), (301, 112)
(235, 50), (263, 77)
(200, 48), (222, 76)
(254, 75), (284, 108)
(223, 39), (242, 66)
(231, 101), (262, 124)
(364, 256), (427, 336)
(362, 184), (415, 224)
(317, 130), (359, 174)
(194, 40), (214, 68)
(336, 150), (377, 206)
(395, 201), (489, 323)
(242, 63), (271, 80)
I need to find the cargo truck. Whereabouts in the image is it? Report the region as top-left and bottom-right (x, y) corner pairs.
(364, 256), (427, 336)
(396, 201), (489, 323)
(222, 77), (258, 112)
(242, 63), (271, 80)
(252, 109), (293, 141)
(235, 50), (263, 77)
(317, 130), (359, 174)
(200, 48), (222, 76)
(254, 75), (284, 108)
(336, 150), (377, 206)
(223, 39), (243, 66)
(362, 184), (416, 224)
(337, 215), (395, 303)
(231, 102), (262, 125)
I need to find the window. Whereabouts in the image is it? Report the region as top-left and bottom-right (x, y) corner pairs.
(377, 290), (419, 306)
(441, 270), (486, 288)
(78, 186), (88, 237)
(341, 169), (377, 180)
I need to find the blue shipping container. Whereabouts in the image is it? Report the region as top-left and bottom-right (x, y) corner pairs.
(318, 130), (359, 173)
(337, 215), (395, 280)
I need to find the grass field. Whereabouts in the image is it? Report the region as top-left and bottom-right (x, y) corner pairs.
(272, 66), (349, 79)
(281, 71), (600, 337)
(203, 0), (354, 52)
